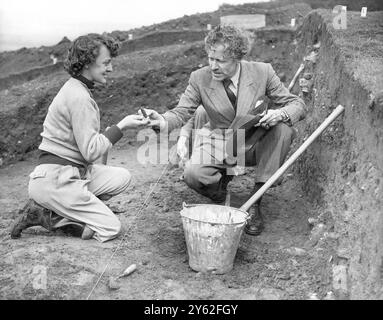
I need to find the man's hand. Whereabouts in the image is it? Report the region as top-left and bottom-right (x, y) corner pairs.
(177, 136), (189, 165)
(258, 109), (283, 129)
(138, 108), (167, 130)
(117, 114), (150, 130)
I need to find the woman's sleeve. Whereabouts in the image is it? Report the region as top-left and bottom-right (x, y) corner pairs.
(70, 97), (116, 163)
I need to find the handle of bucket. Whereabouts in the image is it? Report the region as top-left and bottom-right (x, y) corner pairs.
(183, 202), (200, 209)
(183, 202), (192, 209)
(240, 104), (345, 212)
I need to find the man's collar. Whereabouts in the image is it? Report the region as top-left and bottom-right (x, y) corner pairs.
(73, 74), (95, 90)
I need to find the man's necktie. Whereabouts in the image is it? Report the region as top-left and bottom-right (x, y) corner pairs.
(222, 79), (237, 110)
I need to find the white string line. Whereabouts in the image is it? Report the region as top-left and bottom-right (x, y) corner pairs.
(86, 162), (171, 300)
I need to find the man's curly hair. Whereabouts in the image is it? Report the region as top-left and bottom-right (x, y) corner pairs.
(64, 33), (120, 77)
(204, 25), (250, 60)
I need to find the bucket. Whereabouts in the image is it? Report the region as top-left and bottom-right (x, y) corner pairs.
(180, 203), (249, 274)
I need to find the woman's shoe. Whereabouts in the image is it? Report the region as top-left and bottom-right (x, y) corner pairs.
(81, 225), (95, 240)
(10, 200), (53, 238)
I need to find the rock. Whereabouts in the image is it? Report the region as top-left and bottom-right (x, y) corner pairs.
(289, 258), (299, 266)
(266, 263), (277, 270)
(372, 91), (383, 109)
(304, 51), (318, 63)
(141, 259), (150, 266)
(326, 232), (339, 240)
(336, 248), (350, 259)
(74, 271), (94, 286)
(286, 247), (306, 256)
(108, 204), (125, 214)
(299, 77), (313, 93)
(0, 158), (3, 167)
(277, 273), (291, 280)
(162, 272), (173, 280)
(308, 217), (317, 228)
(310, 223), (326, 242)
(303, 72), (313, 80)
(324, 291), (335, 300)
(308, 292), (320, 300)
(107, 276), (121, 291)
(259, 288), (283, 300)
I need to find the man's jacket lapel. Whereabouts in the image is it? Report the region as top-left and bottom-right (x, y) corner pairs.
(205, 79), (236, 123)
(235, 61), (260, 119)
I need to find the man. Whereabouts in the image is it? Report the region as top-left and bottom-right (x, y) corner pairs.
(145, 25), (306, 236)
(10, 34), (149, 242)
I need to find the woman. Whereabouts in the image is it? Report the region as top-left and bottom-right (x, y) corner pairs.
(11, 34), (149, 242)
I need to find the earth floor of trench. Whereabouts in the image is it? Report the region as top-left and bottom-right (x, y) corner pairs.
(0, 142), (332, 300)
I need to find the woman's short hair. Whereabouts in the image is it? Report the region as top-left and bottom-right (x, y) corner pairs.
(204, 25), (250, 60)
(64, 33), (120, 77)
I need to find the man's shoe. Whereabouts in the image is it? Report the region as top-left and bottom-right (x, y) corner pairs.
(245, 203), (264, 236)
(10, 200), (54, 239)
(221, 174), (233, 191)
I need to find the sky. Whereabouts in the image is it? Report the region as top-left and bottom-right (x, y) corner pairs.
(0, 0), (268, 52)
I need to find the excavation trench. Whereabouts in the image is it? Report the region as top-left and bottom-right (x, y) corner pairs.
(0, 9), (382, 299)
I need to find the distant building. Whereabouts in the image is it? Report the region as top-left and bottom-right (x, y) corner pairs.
(220, 14), (266, 29)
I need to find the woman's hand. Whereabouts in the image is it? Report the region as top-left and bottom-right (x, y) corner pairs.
(117, 114), (150, 130)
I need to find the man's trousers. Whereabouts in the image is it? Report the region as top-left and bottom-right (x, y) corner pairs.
(183, 106), (296, 202)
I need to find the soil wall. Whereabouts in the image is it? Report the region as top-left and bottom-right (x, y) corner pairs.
(119, 30), (207, 55)
(293, 10), (383, 299)
(0, 63), (64, 91)
(0, 31), (207, 92)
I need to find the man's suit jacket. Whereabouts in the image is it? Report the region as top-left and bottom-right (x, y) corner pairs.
(163, 61), (306, 162)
